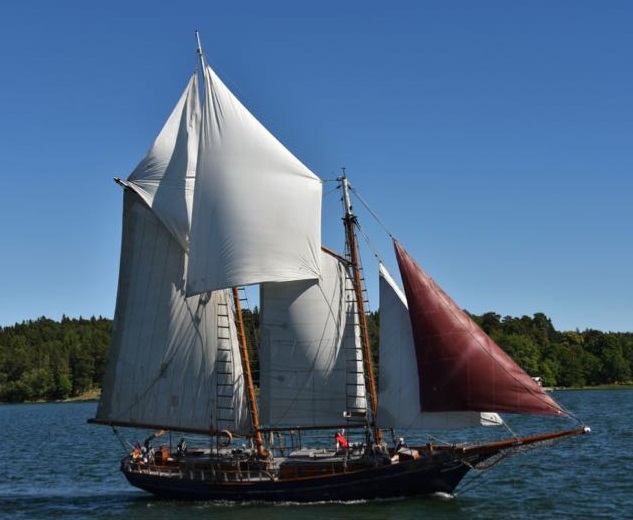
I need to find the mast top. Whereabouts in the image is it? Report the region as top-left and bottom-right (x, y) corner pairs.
(195, 30), (203, 58)
(338, 169), (354, 220)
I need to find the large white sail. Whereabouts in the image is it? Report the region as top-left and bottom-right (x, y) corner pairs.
(187, 59), (322, 295)
(95, 77), (251, 434)
(95, 192), (252, 434)
(377, 264), (501, 429)
(259, 251), (366, 428)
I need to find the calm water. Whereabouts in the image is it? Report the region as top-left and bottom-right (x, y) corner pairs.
(1, 390), (631, 519)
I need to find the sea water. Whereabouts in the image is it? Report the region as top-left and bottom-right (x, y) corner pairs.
(0, 390), (631, 519)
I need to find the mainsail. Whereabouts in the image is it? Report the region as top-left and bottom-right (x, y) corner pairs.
(97, 48), (326, 436)
(260, 250), (366, 428)
(394, 240), (566, 416)
(186, 55), (322, 295)
(94, 76), (251, 434)
(377, 263), (502, 429)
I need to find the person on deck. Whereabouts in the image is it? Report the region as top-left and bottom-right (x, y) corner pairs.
(335, 429), (348, 451)
(395, 437), (407, 452)
(131, 442), (142, 461)
(142, 439), (153, 463)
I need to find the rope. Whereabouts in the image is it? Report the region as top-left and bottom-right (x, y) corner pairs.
(456, 447), (519, 496)
(322, 177), (386, 266)
(349, 184), (394, 240)
(455, 460), (499, 496)
(111, 425), (134, 451)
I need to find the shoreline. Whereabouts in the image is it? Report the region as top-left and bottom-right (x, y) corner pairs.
(60, 388), (102, 402)
(2, 384), (632, 406)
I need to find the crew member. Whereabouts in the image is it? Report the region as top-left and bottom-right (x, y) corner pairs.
(335, 429), (349, 451)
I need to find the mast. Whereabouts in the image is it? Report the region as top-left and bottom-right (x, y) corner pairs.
(339, 173), (382, 444)
(195, 32), (265, 456)
(232, 287), (266, 457)
(195, 30), (204, 61)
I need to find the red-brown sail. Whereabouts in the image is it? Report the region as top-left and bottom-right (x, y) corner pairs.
(394, 240), (566, 416)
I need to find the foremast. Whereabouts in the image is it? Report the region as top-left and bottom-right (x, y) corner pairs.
(339, 173), (382, 444)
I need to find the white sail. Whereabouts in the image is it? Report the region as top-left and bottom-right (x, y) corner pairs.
(259, 251), (366, 427)
(95, 192), (252, 434)
(377, 264), (502, 429)
(95, 78), (250, 434)
(126, 73), (200, 250)
(187, 59), (322, 295)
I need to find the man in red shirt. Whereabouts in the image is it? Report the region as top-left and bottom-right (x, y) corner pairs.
(335, 429), (348, 451)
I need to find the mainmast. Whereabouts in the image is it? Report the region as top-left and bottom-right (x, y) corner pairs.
(339, 173), (382, 444)
(232, 288), (266, 457)
(196, 31), (265, 457)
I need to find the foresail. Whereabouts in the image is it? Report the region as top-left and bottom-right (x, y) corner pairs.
(126, 74), (200, 250)
(94, 190), (252, 435)
(186, 59), (322, 295)
(377, 264), (502, 429)
(259, 250), (366, 428)
(394, 241), (568, 417)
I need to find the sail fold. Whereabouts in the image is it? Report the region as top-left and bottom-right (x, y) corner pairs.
(126, 74), (200, 250)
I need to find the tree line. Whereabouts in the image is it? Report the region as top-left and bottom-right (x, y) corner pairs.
(0, 311), (631, 403)
(0, 316), (110, 403)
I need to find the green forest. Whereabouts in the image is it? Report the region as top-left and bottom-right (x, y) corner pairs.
(0, 311), (631, 404)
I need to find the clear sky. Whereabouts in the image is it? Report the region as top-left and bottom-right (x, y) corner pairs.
(1, 1), (631, 332)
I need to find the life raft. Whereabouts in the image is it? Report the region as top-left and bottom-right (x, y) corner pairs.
(217, 430), (232, 447)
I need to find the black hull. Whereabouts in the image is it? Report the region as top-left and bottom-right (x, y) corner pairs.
(120, 428), (588, 503)
(122, 449), (481, 503)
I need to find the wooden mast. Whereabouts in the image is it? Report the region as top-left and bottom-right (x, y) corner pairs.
(339, 173), (382, 444)
(232, 287), (266, 457)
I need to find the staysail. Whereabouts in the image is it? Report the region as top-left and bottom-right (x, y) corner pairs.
(394, 240), (567, 416)
(94, 77), (251, 434)
(259, 250), (366, 427)
(377, 263), (502, 429)
(186, 56), (322, 295)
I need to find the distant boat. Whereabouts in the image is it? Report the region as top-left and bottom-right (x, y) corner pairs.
(532, 376), (554, 392)
(89, 33), (589, 502)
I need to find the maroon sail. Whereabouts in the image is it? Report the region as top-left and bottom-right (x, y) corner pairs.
(394, 240), (566, 417)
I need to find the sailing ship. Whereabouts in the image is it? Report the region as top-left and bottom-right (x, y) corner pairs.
(90, 34), (589, 502)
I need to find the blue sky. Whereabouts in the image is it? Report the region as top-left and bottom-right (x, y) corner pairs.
(1, 1), (631, 332)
